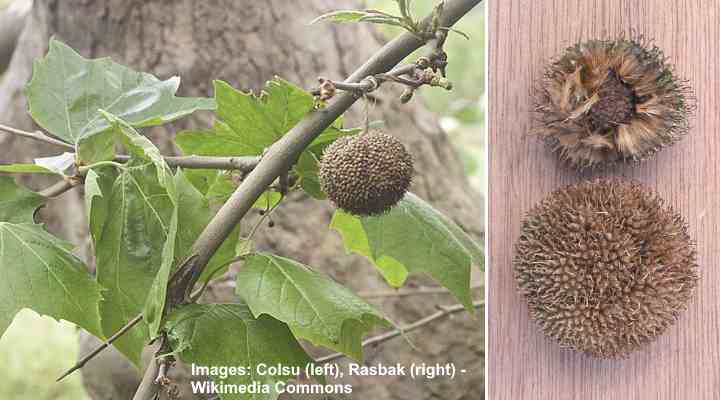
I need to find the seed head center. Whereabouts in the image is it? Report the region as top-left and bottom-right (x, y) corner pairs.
(587, 71), (636, 131)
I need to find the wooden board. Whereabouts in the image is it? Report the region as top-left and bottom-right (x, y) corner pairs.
(488, 1), (720, 399)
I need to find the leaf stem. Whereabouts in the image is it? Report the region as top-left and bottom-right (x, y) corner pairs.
(315, 300), (483, 363)
(56, 314), (144, 382)
(77, 160), (126, 174)
(166, 0), (478, 315)
(0, 122), (260, 172)
(140, 1), (480, 398)
(114, 154), (261, 172)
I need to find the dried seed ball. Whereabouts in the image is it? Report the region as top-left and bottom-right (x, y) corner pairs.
(319, 131), (413, 216)
(513, 179), (698, 359)
(534, 36), (693, 170)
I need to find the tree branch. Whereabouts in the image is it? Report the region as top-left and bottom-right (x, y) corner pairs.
(114, 154), (260, 172)
(166, 0), (482, 307)
(0, 124), (260, 172)
(137, 1), (480, 397)
(315, 300), (484, 364)
(0, 123), (75, 151)
(132, 355), (162, 400)
(38, 178), (80, 198)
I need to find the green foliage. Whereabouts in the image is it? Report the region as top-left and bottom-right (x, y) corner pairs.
(2, 28), (483, 395)
(101, 113), (181, 344)
(0, 222), (104, 341)
(34, 152), (77, 175)
(0, 176), (45, 223)
(236, 254), (391, 361)
(26, 38), (214, 149)
(0, 310), (90, 400)
(92, 161), (173, 365)
(0, 177), (104, 343)
(0, 164), (58, 174)
(176, 79), (313, 157)
(0, 152), (77, 176)
(166, 304), (313, 400)
(176, 79), (347, 200)
(331, 192), (483, 311)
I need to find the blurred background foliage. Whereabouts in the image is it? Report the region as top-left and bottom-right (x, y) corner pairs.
(0, 1), (484, 399)
(0, 310), (90, 399)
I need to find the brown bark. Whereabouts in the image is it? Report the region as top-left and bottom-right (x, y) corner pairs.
(0, 0), (484, 399)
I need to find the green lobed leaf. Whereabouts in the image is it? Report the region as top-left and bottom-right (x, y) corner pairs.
(0, 176), (45, 223)
(176, 78), (350, 200)
(330, 192), (483, 311)
(166, 303), (313, 400)
(0, 223), (104, 341)
(0, 164), (58, 175)
(93, 162), (174, 366)
(235, 253), (391, 361)
(87, 156), (239, 365)
(26, 38), (215, 147)
(176, 78), (314, 157)
(96, 113), (181, 343)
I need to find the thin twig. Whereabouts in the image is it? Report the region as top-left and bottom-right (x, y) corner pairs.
(0, 123), (75, 150)
(165, 0), (480, 308)
(315, 300), (483, 364)
(310, 63), (428, 98)
(57, 314), (144, 382)
(358, 284), (483, 299)
(114, 154), (260, 172)
(0, 122), (260, 172)
(139, 1), (480, 398)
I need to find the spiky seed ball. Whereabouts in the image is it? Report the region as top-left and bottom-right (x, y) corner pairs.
(319, 132), (413, 216)
(513, 179), (698, 359)
(534, 36), (694, 170)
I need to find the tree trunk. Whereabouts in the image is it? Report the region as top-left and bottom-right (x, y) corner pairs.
(0, 1), (484, 399)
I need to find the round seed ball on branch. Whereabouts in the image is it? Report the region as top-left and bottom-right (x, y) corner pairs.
(513, 178), (698, 358)
(319, 131), (413, 216)
(533, 36), (694, 170)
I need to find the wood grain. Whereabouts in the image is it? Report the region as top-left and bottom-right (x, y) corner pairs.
(488, 1), (720, 399)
